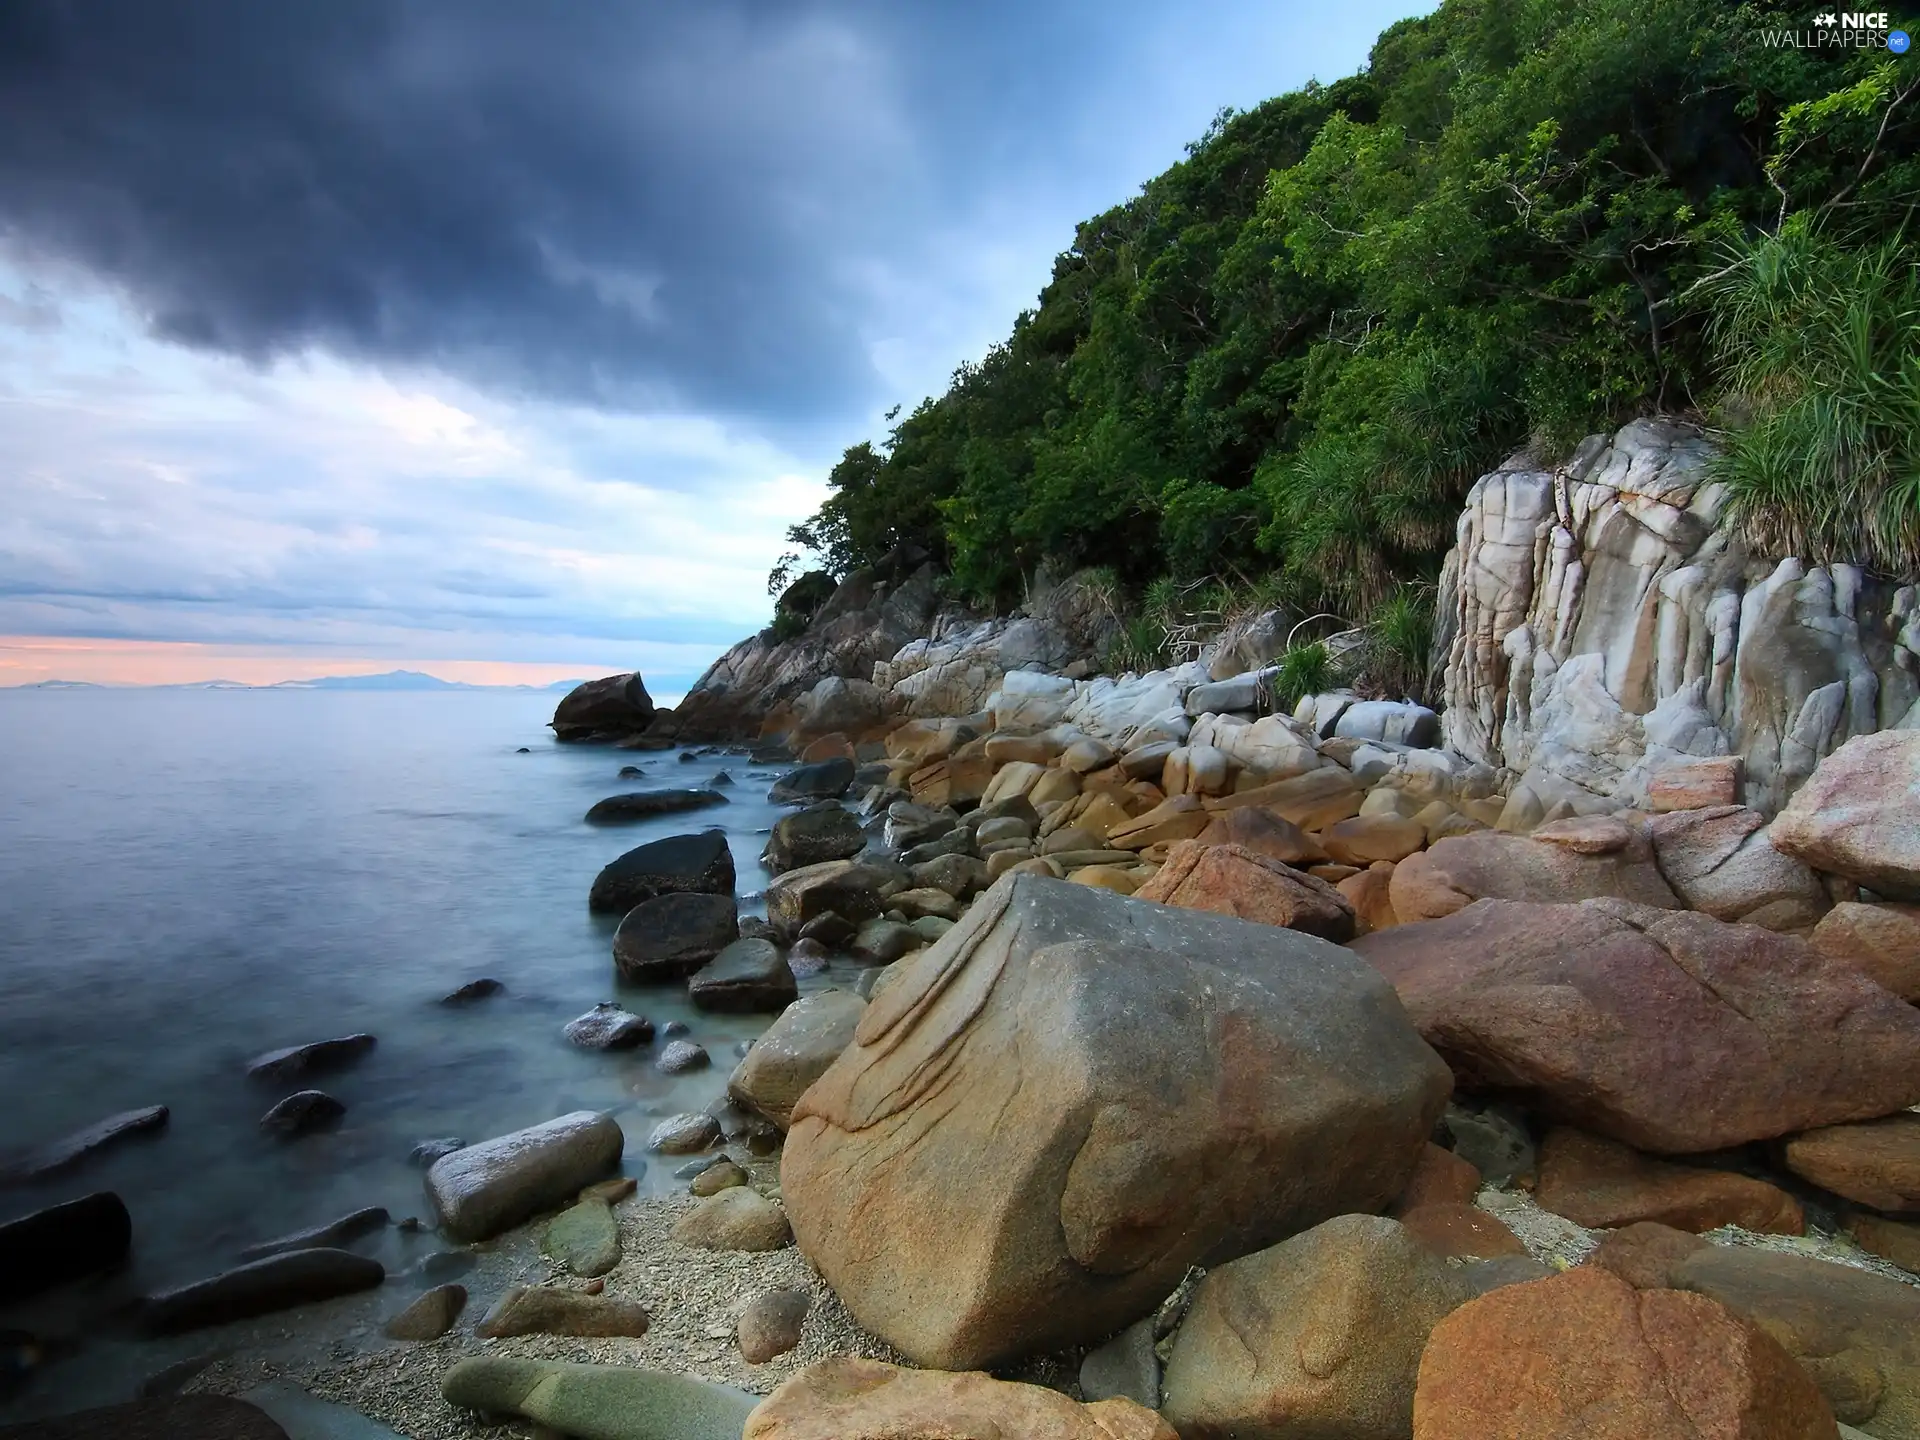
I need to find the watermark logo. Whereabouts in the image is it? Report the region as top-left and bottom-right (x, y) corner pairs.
(1758, 9), (1911, 46)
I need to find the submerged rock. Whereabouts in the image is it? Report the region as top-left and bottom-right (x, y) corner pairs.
(1, 1105), (169, 1182)
(439, 978), (503, 1004)
(613, 892), (740, 980)
(424, 1111), (624, 1243)
(258, 1090), (345, 1138)
(139, 1249), (385, 1335)
(238, 1206), (389, 1261)
(584, 788), (729, 824)
(656, 1039), (711, 1074)
(565, 1002), (655, 1050)
(245, 1034), (376, 1084)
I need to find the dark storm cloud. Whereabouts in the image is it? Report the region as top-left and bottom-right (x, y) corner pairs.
(0, 0), (943, 418)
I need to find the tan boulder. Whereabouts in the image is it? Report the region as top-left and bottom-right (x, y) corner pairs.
(671, 1187), (792, 1251)
(1338, 863), (1400, 936)
(979, 760), (1047, 808)
(1773, 731), (1920, 900)
(798, 733), (853, 763)
(1847, 1212), (1920, 1276)
(1029, 766), (1080, 807)
(1649, 756), (1744, 812)
(1352, 899), (1920, 1153)
(908, 755), (994, 809)
(1207, 768), (1362, 831)
(1321, 815), (1426, 867)
(1412, 1267), (1837, 1439)
(1388, 821), (1680, 924)
(743, 1357), (1176, 1440)
(1536, 1126), (1804, 1234)
(1160, 1214), (1476, 1440)
(1164, 744), (1232, 798)
(1783, 1114), (1920, 1213)
(1194, 806), (1327, 866)
(780, 873), (1452, 1368)
(1648, 805), (1829, 931)
(1398, 1203), (1527, 1260)
(1106, 794), (1211, 850)
(1671, 1242), (1920, 1433)
(1070, 865), (1138, 894)
(728, 990), (867, 1129)
(1810, 902), (1920, 1001)
(1134, 841), (1356, 942)
(1063, 738), (1117, 773)
(984, 733), (1065, 765)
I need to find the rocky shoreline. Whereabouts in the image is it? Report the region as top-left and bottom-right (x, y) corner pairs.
(5, 416), (1919, 1439)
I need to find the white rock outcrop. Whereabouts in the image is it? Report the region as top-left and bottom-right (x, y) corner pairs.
(1436, 418), (1919, 814)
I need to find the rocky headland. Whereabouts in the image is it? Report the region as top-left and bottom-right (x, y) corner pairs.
(10, 418), (1919, 1439)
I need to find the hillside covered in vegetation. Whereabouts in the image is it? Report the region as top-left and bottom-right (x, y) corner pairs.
(772, 0), (1919, 693)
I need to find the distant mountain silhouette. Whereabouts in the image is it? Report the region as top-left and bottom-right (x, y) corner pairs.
(9, 669), (591, 692)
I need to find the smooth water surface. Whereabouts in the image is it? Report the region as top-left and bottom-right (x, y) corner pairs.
(0, 687), (804, 1405)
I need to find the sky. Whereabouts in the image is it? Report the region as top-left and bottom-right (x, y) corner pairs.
(0, 0), (1431, 690)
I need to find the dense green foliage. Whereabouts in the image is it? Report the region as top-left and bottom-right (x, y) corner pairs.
(779, 0), (1920, 672)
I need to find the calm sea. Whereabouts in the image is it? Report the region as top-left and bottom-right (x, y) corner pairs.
(0, 686), (800, 1407)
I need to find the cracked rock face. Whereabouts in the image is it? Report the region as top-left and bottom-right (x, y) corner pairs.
(1435, 417), (1919, 817)
(1353, 898), (1920, 1154)
(779, 871), (1451, 1370)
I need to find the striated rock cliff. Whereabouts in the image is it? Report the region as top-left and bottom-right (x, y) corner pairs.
(1436, 418), (1919, 816)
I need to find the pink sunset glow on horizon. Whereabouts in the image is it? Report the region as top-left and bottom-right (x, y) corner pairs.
(0, 637), (619, 689)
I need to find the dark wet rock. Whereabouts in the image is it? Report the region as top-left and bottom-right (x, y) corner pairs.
(648, 1112), (722, 1153)
(676, 1154), (729, 1179)
(798, 912), (857, 948)
(738, 1289), (810, 1364)
(614, 892), (741, 981)
(738, 915), (780, 943)
(769, 758), (856, 805)
(589, 829), (736, 914)
(0, 1396), (292, 1440)
(259, 1090), (344, 1139)
(543, 1198), (621, 1277)
(850, 918), (920, 964)
(409, 1137), (464, 1166)
(1440, 1101), (1537, 1186)
(439, 978), (502, 1005)
(382, 1283), (466, 1341)
(657, 1039), (711, 1074)
(238, 1206), (388, 1262)
(0, 1192), (132, 1303)
(564, 1002), (655, 1050)
(584, 789), (729, 825)
(661, 1019), (691, 1039)
(786, 937), (831, 977)
(136, 1352), (222, 1399)
(476, 1286), (650, 1339)
(139, 1250), (385, 1335)
(424, 1111), (624, 1243)
(516, 746), (532, 753)
(245, 1034), (376, 1084)
(763, 803), (866, 874)
(690, 938), (798, 1013)
(551, 673), (656, 742)
(2, 1106), (169, 1183)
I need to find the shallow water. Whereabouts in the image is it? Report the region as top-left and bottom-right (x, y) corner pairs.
(0, 687), (811, 1414)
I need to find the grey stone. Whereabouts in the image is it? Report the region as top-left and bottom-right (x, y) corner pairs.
(543, 1199), (620, 1277)
(259, 1090), (344, 1138)
(613, 891), (740, 981)
(424, 1111), (624, 1243)
(1079, 1317), (1158, 1408)
(884, 802), (957, 851)
(439, 978), (502, 1004)
(768, 758), (855, 805)
(440, 1357), (756, 1440)
(656, 1039), (711, 1074)
(584, 789), (729, 825)
(3, 1106), (168, 1182)
(564, 1003), (654, 1050)
(688, 938), (797, 1014)
(785, 936), (832, 977)
(1440, 1101), (1536, 1186)
(909, 852), (991, 899)
(647, 1112), (721, 1154)
(240, 1383), (411, 1439)
(139, 1250), (384, 1335)
(762, 803), (866, 873)
(727, 989), (867, 1129)
(851, 918), (920, 964)
(1334, 700), (1441, 749)
(1184, 669), (1278, 718)
(409, 1137), (463, 1166)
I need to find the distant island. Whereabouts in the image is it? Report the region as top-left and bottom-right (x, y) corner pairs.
(7, 670), (587, 693)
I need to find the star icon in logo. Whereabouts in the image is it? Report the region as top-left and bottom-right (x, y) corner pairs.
(1815, 11), (1837, 23)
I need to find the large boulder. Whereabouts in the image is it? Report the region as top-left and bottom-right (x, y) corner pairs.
(1353, 899), (1920, 1153)
(1411, 1266), (1837, 1439)
(762, 804), (867, 874)
(424, 1111), (624, 1243)
(589, 831), (735, 914)
(780, 873), (1453, 1368)
(1810, 902), (1920, 1001)
(743, 1357), (1176, 1440)
(769, 758), (856, 806)
(1648, 805), (1829, 931)
(728, 990), (866, 1129)
(1194, 806), (1328, 866)
(1782, 1113), (1920, 1213)
(613, 892), (740, 980)
(765, 859), (895, 937)
(1535, 1126), (1803, 1234)
(552, 672), (656, 741)
(1669, 1244), (1920, 1434)
(1160, 1214), (1475, 1440)
(688, 938), (797, 1013)
(1388, 818), (1681, 924)
(1773, 731), (1920, 900)
(795, 676), (887, 739)
(1133, 840), (1356, 941)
